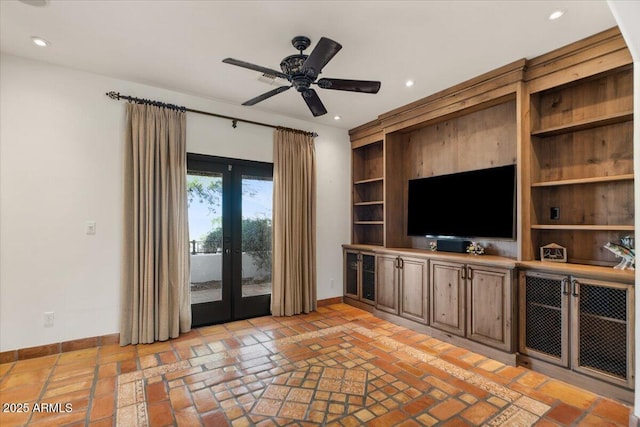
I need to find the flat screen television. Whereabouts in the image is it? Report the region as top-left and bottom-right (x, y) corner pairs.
(407, 164), (516, 239)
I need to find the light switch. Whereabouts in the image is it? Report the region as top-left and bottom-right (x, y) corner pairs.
(86, 221), (96, 235)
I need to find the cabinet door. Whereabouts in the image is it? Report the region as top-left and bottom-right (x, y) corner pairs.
(376, 255), (398, 314)
(467, 265), (513, 351)
(399, 257), (428, 324)
(519, 271), (570, 367)
(343, 250), (360, 299)
(361, 253), (376, 304)
(430, 260), (465, 336)
(571, 277), (634, 388)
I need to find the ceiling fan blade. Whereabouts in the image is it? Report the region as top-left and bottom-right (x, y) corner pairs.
(242, 85), (292, 106)
(301, 89), (327, 117)
(302, 37), (342, 78)
(316, 78), (381, 94)
(222, 58), (289, 80)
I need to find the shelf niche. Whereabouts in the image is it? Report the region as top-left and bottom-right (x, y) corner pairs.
(352, 140), (384, 246)
(528, 66), (634, 267)
(385, 99), (518, 258)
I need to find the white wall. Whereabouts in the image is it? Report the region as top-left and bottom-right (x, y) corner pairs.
(0, 53), (350, 352)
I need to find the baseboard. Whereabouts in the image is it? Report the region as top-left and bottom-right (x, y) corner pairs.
(317, 296), (343, 307)
(1, 299), (345, 364)
(0, 333), (120, 364)
(342, 297), (375, 312)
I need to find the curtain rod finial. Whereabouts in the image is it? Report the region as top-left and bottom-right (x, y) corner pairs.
(106, 91), (120, 100)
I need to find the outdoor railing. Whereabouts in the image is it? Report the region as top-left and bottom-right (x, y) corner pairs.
(190, 240), (221, 255)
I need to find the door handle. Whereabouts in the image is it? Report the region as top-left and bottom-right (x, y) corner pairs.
(571, 279), (579, 297)
(561, 278), (570, 296)
(461, 267), (466, 280)
(225, 248), (231, 254)
(467, 267), (473, 280)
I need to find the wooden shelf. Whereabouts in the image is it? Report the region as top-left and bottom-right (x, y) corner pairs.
(354, 201), (384, 206)
(531, 174), (634, 187)
(581, 311), (627, 325)
(531, 111), (633, 137)
(354, 177), (384, 185)
(531, 224), (634, 231)
(354, 221), (384, 225)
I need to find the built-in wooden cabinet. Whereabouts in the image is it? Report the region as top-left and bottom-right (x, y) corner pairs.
(376, 253), (427, 318)
(346, 27), (634, 400)
(466, 265), (515, 352)
(520, 270), (634, 390)
(526, 66), (634, 266)
(431, 260), (514, 351)
(398, 256), (428, 324)
(375, 254), (399, 314)
(430, 261), (465, 336)
(343, 248), (376, 305)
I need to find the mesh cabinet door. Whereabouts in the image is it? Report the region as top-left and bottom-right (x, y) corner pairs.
(571, 278), (633, 388)
(361, 253), (376, 303)
(344, 251), (359, 299)
(520, 272), (570, 367)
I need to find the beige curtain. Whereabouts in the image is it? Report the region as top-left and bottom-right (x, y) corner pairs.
(272, 128), (317, 316)
(120, 103), (191, 345)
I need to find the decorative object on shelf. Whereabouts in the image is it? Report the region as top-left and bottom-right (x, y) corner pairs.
(429, 241), (437, 252)
(466, 241), (484, 256)
(621, 235), (635, 250)
(604, 237), (635, 270)
(540, 243), (567, 262)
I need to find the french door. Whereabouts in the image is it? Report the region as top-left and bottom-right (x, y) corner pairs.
(187, 153), (273, 327)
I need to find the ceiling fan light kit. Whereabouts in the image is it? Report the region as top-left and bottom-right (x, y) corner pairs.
(223, 36), (381, 117)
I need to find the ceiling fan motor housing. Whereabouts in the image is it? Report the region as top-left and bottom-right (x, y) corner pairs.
(280, 55), (308, 76)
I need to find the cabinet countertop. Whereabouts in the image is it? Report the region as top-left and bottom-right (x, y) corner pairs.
(342, 244), (636, 283)
(342, 244), (518, 269)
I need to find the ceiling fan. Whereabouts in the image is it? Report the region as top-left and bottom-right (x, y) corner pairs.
(222, 36), (381, 117)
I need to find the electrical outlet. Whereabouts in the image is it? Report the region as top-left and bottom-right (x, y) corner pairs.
(86, 221), (96, 235)
(44, 312), (54, 328)
(330, 278), (335, 288)
(550, 207), (560, 220)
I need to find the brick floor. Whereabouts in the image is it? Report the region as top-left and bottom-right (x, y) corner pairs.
(0, 304), (631, 426)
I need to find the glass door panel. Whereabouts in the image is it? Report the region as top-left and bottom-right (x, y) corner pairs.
(232, 166), (273, 320)
(241, 175), (273, 298)
(188, 172), (224, 304)
(187, 158), (232, 327)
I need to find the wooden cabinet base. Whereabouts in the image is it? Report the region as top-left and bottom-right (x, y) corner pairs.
(372, 308), (517, 367)
(343, 296), (375, 313)
(517, 354), (634, 404)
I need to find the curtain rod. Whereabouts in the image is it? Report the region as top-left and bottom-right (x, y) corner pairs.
(105, 91), (318, 138)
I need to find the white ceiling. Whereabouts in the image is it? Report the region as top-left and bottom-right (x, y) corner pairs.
(0, 0), (619, 130)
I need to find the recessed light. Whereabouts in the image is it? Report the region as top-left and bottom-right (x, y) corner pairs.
(549, 10), (564, 20)
(405, 80), (414, 87)
(334, 115), (341, 121)
(31, 36), (50, 47)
